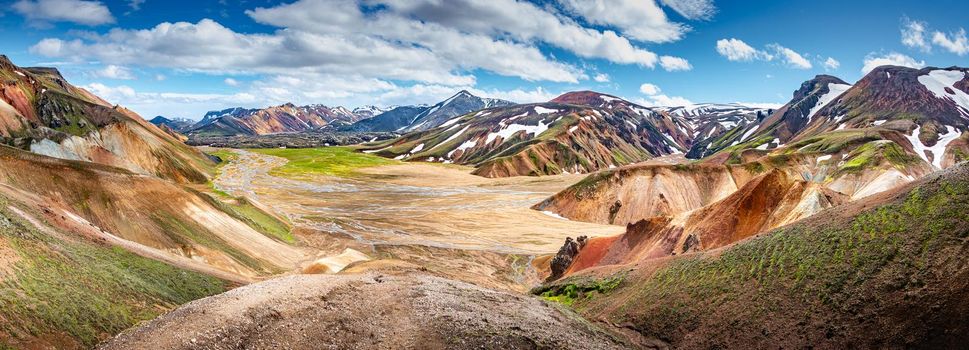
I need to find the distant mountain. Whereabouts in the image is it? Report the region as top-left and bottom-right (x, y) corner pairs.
(653, 103), (773, 158)
(352, 105), (394, 119)
(148, 116), (195, 131)
(186, 103), (371, 136)
(361, 91), (699, 177)
(343, 90), (513, 132)
(341, 105), (430, 132)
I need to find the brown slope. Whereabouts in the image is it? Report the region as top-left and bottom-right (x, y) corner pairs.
(0, 145), (307, 278)
(541, 162), (969, 349)
(556, 169), (846, 274)
(532, 164), (750, 225)
(0, 55), (215, 183)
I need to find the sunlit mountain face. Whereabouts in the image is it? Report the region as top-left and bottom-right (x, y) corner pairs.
(2, 1), (969, 349)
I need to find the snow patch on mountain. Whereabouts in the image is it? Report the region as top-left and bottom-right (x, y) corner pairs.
(808, 83), (852, 123)
(918, 70), (969, 116)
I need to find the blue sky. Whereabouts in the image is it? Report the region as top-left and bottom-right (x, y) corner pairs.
(1, 0), (967, 119)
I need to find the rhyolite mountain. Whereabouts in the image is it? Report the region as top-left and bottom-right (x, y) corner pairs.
(343, 90), (513, 132)
(0, 55), (311, 348)
(186, 103), (371, 136)
(363, 91), (769, 177)
(537, 65), (968, 285)
(0, 55), (215, 183)
(538, 162), (969, 349)
(690, 75), (852, 158)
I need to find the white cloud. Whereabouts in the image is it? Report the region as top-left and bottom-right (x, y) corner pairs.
(224, 78), (240, 86)
(92, 65), (135, 80)
(717, 38), (816, 69)
(249, 0), (683, 72)
(716, 38), (767, 61)
(823, 57), (840, 70)
(659, 0), (716, 20)
(12, 0), (114, 26)
(154, 74), (166, 81)
(639, 83), (662, 95)
(900, 18), (968, 56)
(767, 44), (811, 69)
(127, 0), (145, 11)
(861, 52), (926, 74)
(558, 0), (688, 43)
(901, 18), (931, 52)
(659, 56), (692, 71)
(932, 29), (969, 56)
(636, 82), (691, 107)
(30, 0), (703, 113)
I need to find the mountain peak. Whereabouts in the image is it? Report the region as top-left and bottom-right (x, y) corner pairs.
(550, 91), (618, 106)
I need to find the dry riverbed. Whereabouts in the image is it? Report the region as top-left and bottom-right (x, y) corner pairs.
(210, 148), (623, 290)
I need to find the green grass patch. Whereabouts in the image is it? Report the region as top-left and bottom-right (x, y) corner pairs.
(537, 276), (624, 306)
(0, 202), (226, 347)
(250, 147), (397, 178)
(564, 170), (969, 344)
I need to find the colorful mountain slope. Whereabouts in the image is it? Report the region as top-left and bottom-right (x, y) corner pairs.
(343, 90), (513, 132)
(539, 162), (969, 349)
(0, 55), (215, 183)
(187, 103), (369, 136)
(362, 91), (701, 177)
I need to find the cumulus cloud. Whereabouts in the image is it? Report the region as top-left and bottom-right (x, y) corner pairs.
(224, 78), (240, 86)
(861, 52), (926, 74)
(823, 57), (840, 70)
(637, 82), (691, 107)
(12, 0), (114, 26)
(92, 65), (135, 80)
(767, 44), (811, 69)
(901, 18), (931, 52)
(593, 73), (610, 82)
(716, 38), (767, 61)
(717, 38), (814, 69)
(31, 0), (702, 111)
(659, 56), (692, 71)
(932, 29), (969, 56)
(900, 18), (969, 56)
(128, 0), (145, 11)
(659, 0), (716, 20)
(639, 83), (662, 95)
(558, 0), (688, 43)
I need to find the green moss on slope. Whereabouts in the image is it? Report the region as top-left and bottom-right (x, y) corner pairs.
(0, 201), (226, 348)
(555, 166), (969, 347)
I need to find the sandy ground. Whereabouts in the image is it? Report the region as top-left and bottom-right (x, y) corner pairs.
(214, 150), (623, 256)
(100, 273), (629, 350)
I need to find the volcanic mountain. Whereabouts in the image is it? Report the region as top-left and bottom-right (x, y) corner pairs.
(0, 56), (313, 348)
(538, 162), (969, 348)
(0, 55), (214, 183)
(535, 65), (968, 274)
(363, 91), (768, 177)
(343, 90), (514, 132)
(187, 103), (370, 136)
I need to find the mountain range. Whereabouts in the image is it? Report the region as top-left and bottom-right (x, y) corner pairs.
(151, 90), (515, 137)
(3, 49), (969, 348)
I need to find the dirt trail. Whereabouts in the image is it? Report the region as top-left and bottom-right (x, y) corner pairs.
(100, 273), (628, 350)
